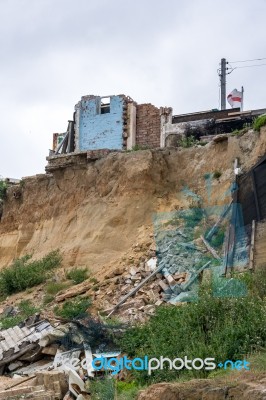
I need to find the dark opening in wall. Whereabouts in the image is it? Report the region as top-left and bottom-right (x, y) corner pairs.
(100, 97), (110, 114)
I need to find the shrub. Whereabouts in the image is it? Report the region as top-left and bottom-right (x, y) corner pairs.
(119, 274), (266, 384)
(45, 281), (70, 295)
(213, 171), (222, 179)
(253, 114), (266, 131)
(67, 267), (89, 284)
(0, 251), (62, 296)
(178, 135), (198, 148)
(90, 377), (115, 400)
(117, 381), (140, 400)
(0, 180), (7, 201)
(0, 300), (40, 329)
(54, 296), (91, 319)
(131, 144), (149, 151)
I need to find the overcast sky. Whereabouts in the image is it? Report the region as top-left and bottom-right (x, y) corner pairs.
(0, 0), (265, 178)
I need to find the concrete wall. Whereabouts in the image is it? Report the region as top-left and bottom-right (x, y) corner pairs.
(76, 95), (125, 151)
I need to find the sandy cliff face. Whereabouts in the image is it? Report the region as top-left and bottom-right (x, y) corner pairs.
(0, 129), (265, 271)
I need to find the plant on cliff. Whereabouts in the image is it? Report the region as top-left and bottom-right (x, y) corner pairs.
(0, 250), (62, 296)
(54, 296), (91, 319)
(253, 114), (266, 131)
(0, 180), (7, 201)
(0, 300), (40, 329)
(66, 267), (89, 284)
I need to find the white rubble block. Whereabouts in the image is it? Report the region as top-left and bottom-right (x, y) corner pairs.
(147, 257), (157, 271)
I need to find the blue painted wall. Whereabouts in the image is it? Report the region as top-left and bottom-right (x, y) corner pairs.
(78, 96), (124, 151)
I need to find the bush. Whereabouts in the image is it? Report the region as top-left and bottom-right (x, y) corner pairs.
(0, 180), (7, 201)
(0, 251), (62, 296)
(253, 114), (266, 131)
(67, 267), (89, 284)
(45, 281), (70, 295)
(54, 296), (91, 319)
(213, 171), (222, 179)
(0, 300), (40, 329)
(178, 135), (198, 148)
(117, 381), (140, 400)
(119, 274), (266, 384)
(90, 377), (115, 400)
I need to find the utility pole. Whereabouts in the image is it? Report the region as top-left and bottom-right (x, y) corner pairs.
(220, 58), (227, 110)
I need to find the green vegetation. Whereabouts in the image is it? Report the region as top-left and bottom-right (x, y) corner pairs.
(213, 170), (222, 179)
(117, 381), (140, 400)
(90, 377), (115, 400)
(45, 281), (70, 295)
(209, 228), (225, 249)
(119, 270), (266, 384)
(253, 114), (266, 131)
(0, 300), (40, 329)
(178, 135), (198, 148)
(0, 251), (62, 296)
(0, 180), (7, 201)
(129, 144), (150, 152)
(54, 296), (91, 319)
(67, 267), (89, 284)
(180, 207), (204, 229)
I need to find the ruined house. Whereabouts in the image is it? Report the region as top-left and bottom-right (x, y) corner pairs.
(48, 94), (266, 162)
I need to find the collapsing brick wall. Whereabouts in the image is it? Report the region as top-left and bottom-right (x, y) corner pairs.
(136, 104), (161, 148)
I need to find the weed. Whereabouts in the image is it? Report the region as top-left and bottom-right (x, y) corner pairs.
(0, 300), (40, 329)
(0, 180), (7, 201)
(90, 277), (98, 284)
(0, 251), (62, 296)
(131, 144), (149, 151)
(67, 267), (89, 284)
(178, 135), (198, 148)
(253, 114), (266, 131)
(45, 281), (70, 295)
(213, 171), (222, 179)
(119, 271), (266, 384)
(43, 294), (55, 305)
(90, 376), (115, 400)
(117, 381), (140, 399)
(54, 296), (91, 319)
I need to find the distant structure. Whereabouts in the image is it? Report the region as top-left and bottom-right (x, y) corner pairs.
(49, 94), (266, 157)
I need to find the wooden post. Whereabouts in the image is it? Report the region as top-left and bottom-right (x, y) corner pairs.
(249, 220), (256, 270)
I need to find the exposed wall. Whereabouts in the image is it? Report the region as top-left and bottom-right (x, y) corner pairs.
(76, 95), (125, 151)
(136, 104), (161, 148)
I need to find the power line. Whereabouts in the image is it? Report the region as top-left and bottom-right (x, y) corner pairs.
(228, 57), (266, 64)
(233, 63), (266, 69)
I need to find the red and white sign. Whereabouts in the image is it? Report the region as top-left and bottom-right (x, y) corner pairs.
(227, 89), (243, 108)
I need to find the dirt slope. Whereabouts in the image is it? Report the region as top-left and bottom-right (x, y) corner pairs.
(0, 129), (265, 272)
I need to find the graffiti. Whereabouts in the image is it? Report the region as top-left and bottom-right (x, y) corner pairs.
(153, 174), (249, 302)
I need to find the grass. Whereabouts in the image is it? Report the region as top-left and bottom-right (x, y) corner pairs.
(0, 300), (40, 329)
(45, 281), (70, 295)
(0, 251), (62, 296)
(253, 114), (266, 131)
(90, 377), (116, 400)
(119, 270), (266, 385)
(54, 296), (91, 319)
(66, 267), (89, 284)
(117, 381), (140, 400)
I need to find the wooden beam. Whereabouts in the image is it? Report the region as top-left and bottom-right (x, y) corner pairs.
(107, 262), (164, 318)
(251, 170), (261, 221)
(249, 220), (256, 271)
(200, 235), (221, 261)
